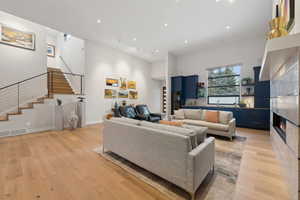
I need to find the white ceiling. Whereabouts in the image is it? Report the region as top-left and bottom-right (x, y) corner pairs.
(0, 0), (272, 62)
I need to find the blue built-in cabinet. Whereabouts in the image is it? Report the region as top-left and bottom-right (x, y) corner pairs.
(183, 75), (199, 100)
(171, 75), (199, 108)
(254, 67), (270, 108)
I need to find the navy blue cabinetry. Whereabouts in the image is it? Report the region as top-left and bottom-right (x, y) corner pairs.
(183, 75), (199, 100)
(254, 67), (270, 108)
(183, 106), (270, 130)
(171, 75), (199, 113)
(171, 76), (184, 92)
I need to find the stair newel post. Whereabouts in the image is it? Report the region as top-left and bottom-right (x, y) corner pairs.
(17, 83), (20, 113)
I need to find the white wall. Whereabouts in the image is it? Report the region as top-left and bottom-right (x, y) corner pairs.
(0, 11), (48, 114)
(58, 34), (85, 75)
(175, 37), (266, 82)
(85, 41), (161, 124)
(151, 61), (166, 81)
(47, 33), (60, 68)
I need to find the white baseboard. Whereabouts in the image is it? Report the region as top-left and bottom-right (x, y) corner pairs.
(0, 126), (55, 138)
(86, 120), (103, 125)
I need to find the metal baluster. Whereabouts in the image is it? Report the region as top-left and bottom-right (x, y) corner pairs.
(17, 83), (20, 113)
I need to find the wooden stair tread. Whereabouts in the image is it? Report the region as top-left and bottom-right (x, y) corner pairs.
(7, 111), (22, 115)
(0, 115), (8, 121)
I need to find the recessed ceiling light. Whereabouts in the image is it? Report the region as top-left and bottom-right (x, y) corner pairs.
(97, 19), (102, 23)
(164, 23), (168, 27)
(228, 0), (235, 3)
(226, 25), (231, 30)
(184, 40), (188, 44)
(133, 38), (137, 41)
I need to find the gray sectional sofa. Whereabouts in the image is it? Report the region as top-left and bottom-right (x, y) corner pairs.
(173, 109), (236, 140)
(103, 117), (215, 200)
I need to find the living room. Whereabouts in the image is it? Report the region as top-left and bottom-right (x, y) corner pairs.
(0, 0), (299, 200)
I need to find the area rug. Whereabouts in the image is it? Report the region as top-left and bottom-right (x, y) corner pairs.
(93, 136), (246, 200)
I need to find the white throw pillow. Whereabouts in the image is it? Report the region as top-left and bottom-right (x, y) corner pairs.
(219, 111), (233, 124)
(174, 109), (185, 120)
(183, 109), (202, 120)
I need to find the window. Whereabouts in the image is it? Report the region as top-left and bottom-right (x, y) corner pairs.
(207, 65), (241, 105)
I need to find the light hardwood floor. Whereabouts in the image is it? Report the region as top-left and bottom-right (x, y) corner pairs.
(0, 124), (291, 200)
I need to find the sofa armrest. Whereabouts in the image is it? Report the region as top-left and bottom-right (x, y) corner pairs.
(186, 137), (215, 193)
(229, 118), (236, 137)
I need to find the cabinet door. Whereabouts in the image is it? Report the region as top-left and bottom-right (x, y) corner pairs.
(171, 76), (183, 92)
(183, 75), (199, 99)
(255, 81), (270, 108)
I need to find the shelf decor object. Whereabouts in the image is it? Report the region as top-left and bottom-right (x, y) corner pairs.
(268, 4), (288, 40)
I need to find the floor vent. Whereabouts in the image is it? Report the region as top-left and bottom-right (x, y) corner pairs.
(10, 129), (27, 136)
(0, 130), (10, 137)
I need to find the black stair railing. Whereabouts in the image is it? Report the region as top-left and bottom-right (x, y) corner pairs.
(0, 71), (84, 114)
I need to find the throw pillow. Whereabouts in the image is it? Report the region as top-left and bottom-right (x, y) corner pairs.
(205, 111), (220, 123)
(219, 111), (233, 124)
(183, 109), (202, 120)
(159, 120), (183, 127)
(174, 109), (185, 120)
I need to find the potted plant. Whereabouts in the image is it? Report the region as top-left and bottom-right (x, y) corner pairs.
(241, 77), (253, 85)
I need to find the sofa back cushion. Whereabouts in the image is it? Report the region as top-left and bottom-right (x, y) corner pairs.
(110, 117), (140, 126)
(140, 121), (197, 149)
(174, 109), (185, 120)
(183, 109), (202, 120)
(205, 111), (220, 123)
(219, 111), (233, 124)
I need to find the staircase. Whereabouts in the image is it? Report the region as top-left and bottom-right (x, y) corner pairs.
(48, 67), (74, 95)
(0, 95), (53, 121)
(0, 68), (84, 122)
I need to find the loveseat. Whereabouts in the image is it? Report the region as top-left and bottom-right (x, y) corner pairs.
(174, 109), (236, 140)
(103, 117), (215, 200)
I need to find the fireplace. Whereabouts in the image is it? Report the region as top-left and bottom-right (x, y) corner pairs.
(273, 112), (287, 143)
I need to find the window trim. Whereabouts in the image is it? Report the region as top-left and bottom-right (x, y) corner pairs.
(207, 64), (242, 105)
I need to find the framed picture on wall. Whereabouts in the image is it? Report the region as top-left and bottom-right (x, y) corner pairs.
(120, 78), (127, 90)
(0, 24), (35, 50)
(128, 81), (136, 89)
(106, 78), (119, 87)
(118, 90), (128, 98)
(47, 44), (56, 57)
(104, 89), (117, 98)
(129, 91), (138, 99)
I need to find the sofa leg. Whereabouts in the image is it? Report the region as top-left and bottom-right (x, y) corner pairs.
(189, 192), (195, 200)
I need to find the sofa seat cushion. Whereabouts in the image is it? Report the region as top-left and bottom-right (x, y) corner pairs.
(183, 119), (229, 131)
(140, 121), (197, 149)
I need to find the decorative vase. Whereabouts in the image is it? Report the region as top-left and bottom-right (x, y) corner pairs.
(69, 111), (79, 130)
(268, 17), (288, 40)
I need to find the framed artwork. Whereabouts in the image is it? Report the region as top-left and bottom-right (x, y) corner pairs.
(47, 44), (55, 57)
(0, 24), (35, 50)
(118, 90), (128, 98)
(280, 0), (295, 31)
(120, 78), (127, 90)
(106, 78), (119, 87)
(128, 81), (136, 89)
(104, 89), (117, 98)
(129, 91), (138, 99)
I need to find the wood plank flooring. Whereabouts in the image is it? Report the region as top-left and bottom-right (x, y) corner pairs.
(0, 125), (291, 200)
